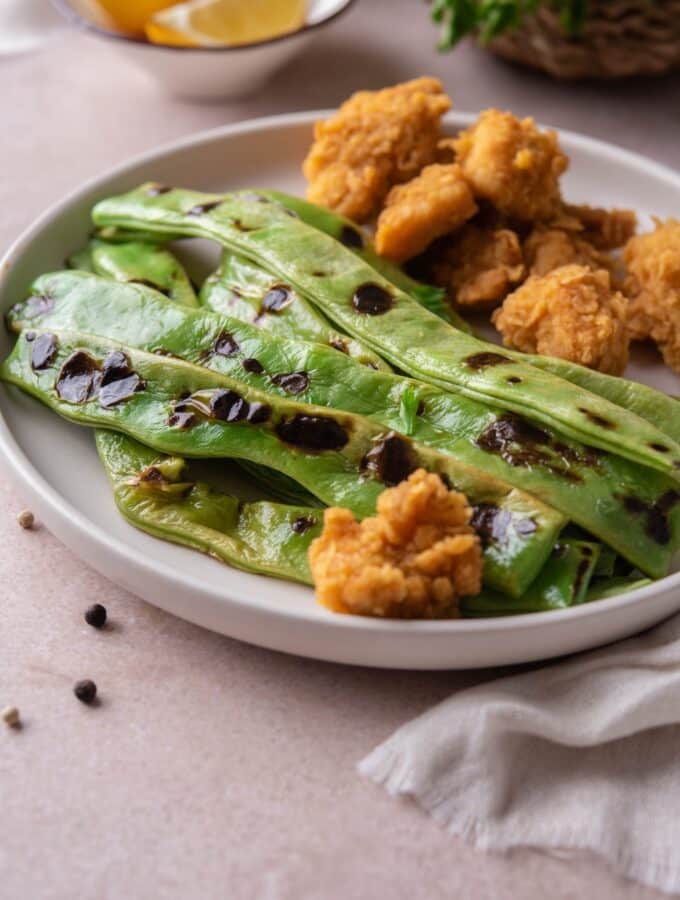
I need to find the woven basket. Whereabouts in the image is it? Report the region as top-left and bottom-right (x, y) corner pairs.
(487, 0), (680, 79)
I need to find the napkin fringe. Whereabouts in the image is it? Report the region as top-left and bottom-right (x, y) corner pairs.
(358, 744), (680, 895)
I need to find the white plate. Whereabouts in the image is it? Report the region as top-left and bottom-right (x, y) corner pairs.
(1, 112), (679, 669)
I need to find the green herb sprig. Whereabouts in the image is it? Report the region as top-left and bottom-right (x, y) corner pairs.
(431, 0), (588, 49)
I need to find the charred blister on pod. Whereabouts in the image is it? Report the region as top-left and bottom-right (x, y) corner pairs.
(128, 278), (171, 298)
(464, 352), (513, 370)
(361, 432), (418, 486)
(271, 372), (309, 395)
(213, 331), (240, 358)
(242, 358), (264, 374)
(578, 407), (615, 430)
(507, 376), (522, 385)
(329, 338), (348, 354)
(232, 218), (256, 232)
(260, 285), (293, 315)
(339, 225), (364, 249)
(30, 333), (59, 371)
(21, 294), (55, 320)
(99, 350), (143, 408)
(470, 504), (512, 547)
(187, 201), (222, 216)
(246, 402), (271, 424)
(352, 283), (394, 316)
(275, 414), (349, 452)
(25, 331), (36, 342)
(209, 389), (249, 423)
(55, 350), (102, 404)
(147, 184), (172, 196)
(618, 489), (680, 545)
(168, 401), (197, 429)
(649, 442), (671, 454)
(291, 515), (317, 534)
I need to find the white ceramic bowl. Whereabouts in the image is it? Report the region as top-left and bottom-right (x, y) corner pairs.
(0, 111), (679, 670)
(50, 0), (355, 99)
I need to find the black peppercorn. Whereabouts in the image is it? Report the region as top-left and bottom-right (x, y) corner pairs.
(73, 679), (97, 704)
(84, 603), (107, 629)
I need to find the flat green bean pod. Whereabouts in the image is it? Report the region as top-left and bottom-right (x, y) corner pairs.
(12, 271), (679, 578)
(264, 190), (680, 441)
(200, 250), (389, 370)
(461, 539), (600, 616)
(2, 326), (564, 597)
(92, 184), (680, 476)
(96, 430), (321, 582)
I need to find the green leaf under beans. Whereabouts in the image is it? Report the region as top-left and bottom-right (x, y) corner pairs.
(461, 538), (600, 616)
(91, 185), (680, 478)
(96, 430), (320, 583)
(11, 270), (680, 580)
(200, 250), (389, 371)
(2, 326), (563, 597)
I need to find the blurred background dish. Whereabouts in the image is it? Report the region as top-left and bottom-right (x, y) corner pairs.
(0, 0), (66, 57)
(50, 0), (355, 99)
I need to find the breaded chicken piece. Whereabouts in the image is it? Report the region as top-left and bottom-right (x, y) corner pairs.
(428, 224), (525, 307)
(624, 219), (680, 371)
(308, 469), (482, 619)
(560, 203), (637, 250)
(374, 163), (477, 262)
(303, 78), (451, 223)
(453, 109), (569, 222)
(493, 264), (630, 375)
(524, 227), (614, 276)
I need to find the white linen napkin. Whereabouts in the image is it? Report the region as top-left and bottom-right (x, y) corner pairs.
(359, 612), (680, 894)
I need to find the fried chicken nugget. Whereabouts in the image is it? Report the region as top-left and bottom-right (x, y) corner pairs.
(303, 78), (451, 223)
(524, 227), (614, 277)
(374, 163), (477, 262)
(493, 264), (630, 375)
(308, 469), (482, 619)
(453, 109), (569, 222)
(560, 203), (637, 250)
(428, 224), (525, 307)
(624, 219), (680, 372)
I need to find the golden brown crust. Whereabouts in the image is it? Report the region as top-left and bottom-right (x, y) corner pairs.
(302, 77), (451, 223)
(428, 224), (525, 307)
(374, 163), (477, 262)
(623, 219), (680, 371)
(493, 264), (630, 375)
(453, 109), (568, 222)
(523, 226), (614, 277)
(308, 469), (482, 619)
(560, 203), (637, 250)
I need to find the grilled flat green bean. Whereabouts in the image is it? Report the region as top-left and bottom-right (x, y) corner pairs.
(96, 430), (320, 582)
(265, 190), (680, 441)
(13, 271), (679, 578)
(200, 250), (389, 370)
(92, 185), (680, 476)
(2, 327), (564, 596)
(71, 239), (199, 307)
(461, 539), (600, 616)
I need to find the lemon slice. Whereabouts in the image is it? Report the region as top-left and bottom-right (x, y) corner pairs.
(146, 0), (307, 47)
(94, 0), (180, 37)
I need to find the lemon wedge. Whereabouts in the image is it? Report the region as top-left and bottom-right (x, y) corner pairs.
(146, 0), (307, 47)
(94, 0), (180, 37)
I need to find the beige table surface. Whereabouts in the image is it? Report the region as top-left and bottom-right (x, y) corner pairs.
(2, 3), (680, 898)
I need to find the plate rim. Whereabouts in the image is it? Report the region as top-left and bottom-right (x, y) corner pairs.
(1, 108), (679, 642)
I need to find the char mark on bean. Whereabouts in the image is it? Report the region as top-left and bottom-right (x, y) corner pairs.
(232, 218), (255, 232)
(147, 184), (172, 196)
(618, 490), (680, 545)
(246, 402), (271, 424)
(210, 389), (249, 423)
(99, 350), (143, 407)
(464, 352), (512, 369)
(128, 278), (171, 298)
(339, 225), (364, 249)
(649, 442), (670, 453)
(329, 338), (348, 354)
(242, 358), (264, 374)
(292, 515), (317, 534)
(168, 410), (196, 429)
(360, 432), (417, 486)
(30, 333), (58, 371)
(213, 331), (240, 357)
(506, 376), (522, 384)
(470, 504), (512, 547)
(20, 294), (55, 320)
(260, 285), (293, 314)
(578, 407), (615, 430)
(352, 283), (393, 315)
(275, 414), (349, 452)
(271, 372), (309, 395)
(187, 201), (222, 216)
(25, 331), (36, 342)
(312, 271), (327, 277)
(55, 351), (102, 404)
